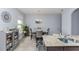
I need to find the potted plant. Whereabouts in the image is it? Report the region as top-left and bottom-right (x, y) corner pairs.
(22, 25), (29, 37)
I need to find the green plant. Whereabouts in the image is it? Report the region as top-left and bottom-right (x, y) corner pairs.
(22, 25), (29, 36)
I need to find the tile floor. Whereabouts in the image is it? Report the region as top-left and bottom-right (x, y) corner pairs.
(14, 36), (38, 51)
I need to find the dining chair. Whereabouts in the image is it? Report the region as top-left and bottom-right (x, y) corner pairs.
(29, 28), (33, 39)
(47, 28), (50, 35)
(36, 31), (43, 47)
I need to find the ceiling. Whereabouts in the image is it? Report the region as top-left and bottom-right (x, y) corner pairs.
(18, 8), (62, 15)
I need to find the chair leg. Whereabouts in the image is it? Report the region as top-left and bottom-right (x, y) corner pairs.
(30, 35), (32, 39)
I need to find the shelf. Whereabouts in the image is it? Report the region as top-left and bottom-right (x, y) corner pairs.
(6, 29), (19, 51)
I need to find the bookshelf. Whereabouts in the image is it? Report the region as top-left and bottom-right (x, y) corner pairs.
(0, 29), (19, 51)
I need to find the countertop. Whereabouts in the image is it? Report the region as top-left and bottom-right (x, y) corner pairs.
(43, 35), (79, 47)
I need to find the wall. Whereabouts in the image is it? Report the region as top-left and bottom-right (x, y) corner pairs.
(0, 8), (24, 40)
(0, 8), (24, 31)
(72, 9), (79, 35)
(25, 14), (61, 35)
(62, 8), (76, 35)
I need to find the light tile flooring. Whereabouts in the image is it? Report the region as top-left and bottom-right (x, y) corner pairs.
(14, 36), (38, 51)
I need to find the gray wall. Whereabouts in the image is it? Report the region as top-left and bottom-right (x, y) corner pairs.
(0, 8), (24, 40)
(62, 8), (76, 35)
(0, 8), (24, 31)
(72, 9), (79, 35)
(25, 14), (61, 35)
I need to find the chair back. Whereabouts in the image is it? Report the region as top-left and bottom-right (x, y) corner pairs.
(36, 31), (42, 38)
(47, 28), (50, 35)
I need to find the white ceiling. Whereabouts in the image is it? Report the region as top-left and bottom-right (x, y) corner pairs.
(18, 8), (62, 15)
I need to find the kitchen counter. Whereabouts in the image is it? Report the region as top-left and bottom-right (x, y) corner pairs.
(43, 35), (79, 51)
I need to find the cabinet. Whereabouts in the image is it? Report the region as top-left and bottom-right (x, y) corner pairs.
(64, 46), (79, 51)
(0, 29), (19, 51)
(46, 46), (79, 51)
(6, 32), (13, 51)
(13, 30), (19, 49)
(46, 47), (63, 51)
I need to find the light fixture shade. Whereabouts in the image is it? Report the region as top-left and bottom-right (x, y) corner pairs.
(35, 19), (42, 24)
(17, 20), (23, 24)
